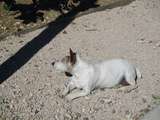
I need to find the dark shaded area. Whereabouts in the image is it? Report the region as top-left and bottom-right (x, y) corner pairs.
(15, 9), (44, 24)
(0, 0), (98, 84)
(11, 0), (61, 24)
(120, 78), (130, 86)
(5, 0), (99, 24)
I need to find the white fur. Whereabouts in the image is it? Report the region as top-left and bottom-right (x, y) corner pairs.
(54, 61), (67, 72)
(55, 54), (142, 101)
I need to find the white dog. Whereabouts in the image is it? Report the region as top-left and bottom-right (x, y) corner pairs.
(52, 49), (142, 101)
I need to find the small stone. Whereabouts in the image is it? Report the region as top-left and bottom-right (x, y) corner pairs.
(148, 40), (153, 43)
(63, 30), (67, 34)
(5, 49), (9, 52)
(19, 40), (24, 43)
(152, 73), (156, 76)
(137, 40), (145, 43)
(34, 64), (39, 67)
(153, 46), (157, 49)
(29, 92), (33, 97)
(1, 84), (5, 88)
(156, 41), (160, 47)
(9, 104), (13, 109)
(100, 88), (105, 91)
(64, 113), (72, 120)
(112, 109), (116, 114)
(35, 109), (39, 114)
(93, 107), (99, 112)
(17, 28), (22, 32)
(141, 108), (150, 113)
(132, 24), (135, 27)
(22, 98), (26, 103)
(3, 26), (7, 30)
(142, 98), (147, 103)
(82, 108), (85, 112)
(19, 25), (24, 30)
(48, 75), (52, 78)
(83, 117), (89, 120)
(14, 21), (21, 25)
(107, 100), (112, 105)
(125, 110), (130, 115)
(100, 99), (105, 104)
(141, 38), (145, 41)
(76, 112), (81, 118)
(72, 22), (76, 25)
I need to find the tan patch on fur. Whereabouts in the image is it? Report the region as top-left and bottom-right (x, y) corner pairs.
(69, 48), (76, 65)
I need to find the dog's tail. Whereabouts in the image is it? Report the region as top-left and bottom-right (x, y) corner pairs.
(136, 68), (142, 79)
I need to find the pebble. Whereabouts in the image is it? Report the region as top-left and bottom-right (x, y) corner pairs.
(100, 99), (105, 104)
(107, 100), (112, 104)
(64, 113), (72, 120)
(19, 25), (25, 29)
(34, 64), (39, 68)
(1, 84), (5, 88)
(74, 112), (81, 119)
(93, 107), (99, 112)
(19, 40), (24, 43)
(14, 21), (21, 25)
(156, 41), (160, 47)
(63, 30), (67, 34)
(112, 109), (116, 114)
(35, 109), (39, 114)
(83, 117), (89, 120)
(152, 73), (156, 76)
(82, 108), (86, 112)
(148, 40), (153, 44)
(142, 98), (147, 103)
(5, 49), (9, 52)
(137, 38), (145, 43)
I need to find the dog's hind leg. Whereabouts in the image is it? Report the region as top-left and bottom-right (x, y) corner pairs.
(125, 70), (138, 86)
(120, 73), (138, 93)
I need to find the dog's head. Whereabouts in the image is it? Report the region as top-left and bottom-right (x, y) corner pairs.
(52, 48), (77, 76)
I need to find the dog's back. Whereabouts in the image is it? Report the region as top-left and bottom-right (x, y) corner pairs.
(94, 59), (141, 88)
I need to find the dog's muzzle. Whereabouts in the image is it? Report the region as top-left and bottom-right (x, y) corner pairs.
(65, 72), (73, 77)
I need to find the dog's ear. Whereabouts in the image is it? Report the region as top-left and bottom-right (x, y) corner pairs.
(69, 48), (74, 55)
(69, 48), (76, 65)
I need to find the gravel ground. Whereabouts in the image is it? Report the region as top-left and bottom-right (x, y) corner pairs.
(0, 0), (160, 120)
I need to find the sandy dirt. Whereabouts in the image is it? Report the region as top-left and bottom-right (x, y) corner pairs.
(0, 0), (160, 120)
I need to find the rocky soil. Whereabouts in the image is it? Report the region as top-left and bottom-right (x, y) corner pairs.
(0, 0), (160, 120)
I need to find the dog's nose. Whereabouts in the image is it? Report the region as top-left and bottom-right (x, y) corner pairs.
(52, 62), (55, 66)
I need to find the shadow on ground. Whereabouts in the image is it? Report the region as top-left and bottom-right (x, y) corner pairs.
(0, 0), (135, 84)
(10, 0), (99, 24)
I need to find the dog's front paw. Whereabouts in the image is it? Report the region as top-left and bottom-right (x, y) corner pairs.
(65, 95), (74, 102)
(62, 90), (69, 97)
